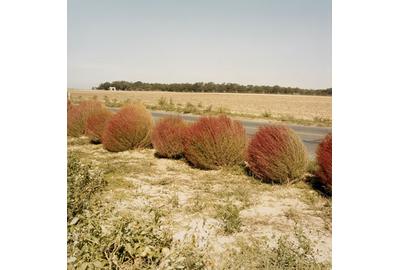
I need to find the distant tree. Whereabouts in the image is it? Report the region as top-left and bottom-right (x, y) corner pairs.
(95, 81), (331, 96)
(98, 82), (111, 90)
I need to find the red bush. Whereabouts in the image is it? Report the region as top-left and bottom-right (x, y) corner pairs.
(67, 100), (103, 137)
(316, 133), (332, 189)
(67, 99), (72, 111)
(246, 125), (308, 184)
(184, 115), (246, 169)
(151, 116), (188, 158)
(85, 109), (113, 143)
(102, 103), (153, 152)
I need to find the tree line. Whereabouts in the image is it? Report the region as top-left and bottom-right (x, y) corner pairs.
(95, 81), (332, 96)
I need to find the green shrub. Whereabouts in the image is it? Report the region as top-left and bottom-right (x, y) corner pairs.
(158, 96), (167, 106)
(67, 152), (106, 220)
(183, 102), (198, 114)
(215, 202), (242, 234)
(155, 96), (176, 111)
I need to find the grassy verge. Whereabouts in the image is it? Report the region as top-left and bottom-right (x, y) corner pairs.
(148, 97), (331, 127)
(70, 96), (331, 127)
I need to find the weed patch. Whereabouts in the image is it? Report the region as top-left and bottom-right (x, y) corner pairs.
(215, 201), (242, 234)
(67, 152), (107, 220)
(221, 230), (330, 269)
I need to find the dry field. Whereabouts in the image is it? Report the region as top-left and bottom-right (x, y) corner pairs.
(68, 89), (332, 121)
(68, 137), (332, 269)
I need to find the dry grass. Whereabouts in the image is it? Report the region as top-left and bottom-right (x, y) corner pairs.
(68, 89), (332, 121)
(68, 136), (331, 268)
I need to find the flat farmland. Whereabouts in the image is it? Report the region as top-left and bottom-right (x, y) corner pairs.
(68, 89), (332, 121)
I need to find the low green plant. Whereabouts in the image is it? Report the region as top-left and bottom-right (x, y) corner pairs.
(160, 235), (209, 269)
(313, 116), (332, 126)
(67, 152), (107, 220)
(262, 111), (272, 118)
(68, 213), (173, 269)
(216, 106), (230, 114)
(102, 217), (173, 269)
(158, 96), (168, 107)
(187, 193), (208, 213)
(67, 156), (173, 270)
(215, 201), (242, 234)
(221, 229), (330, 269)
(169, 193), (179, 208)
(156, 96), (176, 111)
(204, 104), (213, 112)
(183, 102), (198, 114)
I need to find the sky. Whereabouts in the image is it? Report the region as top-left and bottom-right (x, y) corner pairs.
(68, 0), (331, 89)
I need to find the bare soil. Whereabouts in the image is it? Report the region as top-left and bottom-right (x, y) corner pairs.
(68, 137), (332, 268)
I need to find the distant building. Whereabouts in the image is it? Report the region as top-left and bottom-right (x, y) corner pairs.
(109, 86), (116, 91)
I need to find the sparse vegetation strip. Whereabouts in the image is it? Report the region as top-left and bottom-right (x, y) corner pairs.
(69, 92), (332, 127)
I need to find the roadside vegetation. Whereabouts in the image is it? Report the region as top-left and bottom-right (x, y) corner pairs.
(102, 103), (153, 152)
(151, 116), (188, 158)
(184, 115), (246, 169)
(85, 108), (113, 144)
(246, 126), (308, 184)
(67, 100), (332, 268)
(149, 97), (332, 127)
(316, 133), (332, 192)
(69, 94), (332, 127)
(67, 100), (105, 137)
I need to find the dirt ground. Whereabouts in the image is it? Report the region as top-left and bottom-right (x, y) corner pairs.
(68, 89), (332, 121)
(68, 137), (331, 268)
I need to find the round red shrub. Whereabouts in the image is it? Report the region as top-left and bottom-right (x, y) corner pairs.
(184, 115), (246, 169)
(316, 133), (332, 189)
(151, 116), (188, 158)
(67, 100), (103, 137)
(85, 109), (113, 144)
(246, 125), (308, 184)
(67, 99), (72, 111)
(102, 103), (153, 152)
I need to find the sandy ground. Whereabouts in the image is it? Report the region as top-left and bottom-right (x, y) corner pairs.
(68, 137), (332, 268)
(68, 89), (332, 120)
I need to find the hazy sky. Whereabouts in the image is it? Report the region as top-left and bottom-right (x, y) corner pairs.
(68, 0), (331, 89)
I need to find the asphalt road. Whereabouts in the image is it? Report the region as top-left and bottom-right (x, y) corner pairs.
(110, 108), (331, 158)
